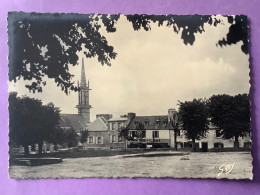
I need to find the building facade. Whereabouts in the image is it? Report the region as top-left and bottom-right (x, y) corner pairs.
(106, 110), (251, 151)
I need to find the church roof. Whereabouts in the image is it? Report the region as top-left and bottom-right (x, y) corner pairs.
(85, 117), (108, 131)
(59, 114), (88, 132)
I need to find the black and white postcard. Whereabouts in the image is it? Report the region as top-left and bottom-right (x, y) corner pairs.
(8, 13), (252, 179)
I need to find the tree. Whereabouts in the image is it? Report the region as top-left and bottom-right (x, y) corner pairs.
(119, 126), (131, 151)
(49, 127), (67, 150)
(80, 130), (89, 149)
(208, 94), (250, 148)
(119, 122), (146, 149)
(126, 15), (248, 54)
(8, 13), (248, 94)
(178, 99), (209, 152)
(65, 128), (78, 148)
(37, 102), (61, 154)
(9, 92), (42, 155)
(134, 122), (146, 148)
(8, 13), (119, 94)
(168, 109), (180, 151)
(9, 92), (62, 155)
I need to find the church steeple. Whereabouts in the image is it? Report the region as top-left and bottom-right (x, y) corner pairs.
(80, 58), (87, 87)
(76, 58), (92, 123)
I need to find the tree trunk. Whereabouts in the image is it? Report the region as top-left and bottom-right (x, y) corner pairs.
(124, 139), (127, 152)
(192, 138), (196, 152)
(24, 144), (29, 156)
(38, 142), (43, 155)
(174, 129), (178, 151)
(234, 135), (239, 148)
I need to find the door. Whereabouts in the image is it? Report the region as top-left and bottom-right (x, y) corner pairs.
(202, 142), (208, 152)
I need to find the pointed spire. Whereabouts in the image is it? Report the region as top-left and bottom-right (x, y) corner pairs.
(80, 58), (87, 87)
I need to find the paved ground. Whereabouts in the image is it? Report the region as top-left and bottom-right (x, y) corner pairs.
(9, 151), (253, 179)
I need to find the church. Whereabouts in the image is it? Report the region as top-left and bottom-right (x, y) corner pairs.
(59, 58), (113, 148)
(59, 58), (92, 132)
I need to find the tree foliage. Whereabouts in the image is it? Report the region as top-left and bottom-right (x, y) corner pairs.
(8, 13), (248, 94)
(80, 129), (89, 144)
(65, 128), (79, 148)
(126, 15), (248, 54)
(9, 92), (61, 154)
(208, 94), (250, 147)
(8, 12), (119, 94)
(178, 98), (209, 151)
(134, 122), (146, 143)
(218, 15), (248, 54)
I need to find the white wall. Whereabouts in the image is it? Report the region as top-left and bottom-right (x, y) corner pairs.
(146, 130), (170, 139)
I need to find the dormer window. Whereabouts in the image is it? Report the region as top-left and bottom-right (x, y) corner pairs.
(134, 121), (138, 124)
(156, 119), (160, 125)
(163, 120), (167, 125)
(145, 120), (150, 125)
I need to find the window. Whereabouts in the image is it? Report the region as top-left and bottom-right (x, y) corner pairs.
(176, 129), (180, 136)
(97, 137), (103, 144)
(156, 120), (160, 125)
(244, 142), (252, 148)
(216, 130), (221, 138)
(142, 131), (146, 138)
(134, 121), (138, 124)
(89, 136), (94, 144)
(118, 123), (123, 130)
(112, 123), (116, 130)
(145, 120), (150, 125)
(163, 120), (167, 125)
(112, 135), (116, 143)
(152, 131), (159, 138)
(118, 136), (123, 143)
(214, 143), (224, 148)
(130, 131), (137, 137)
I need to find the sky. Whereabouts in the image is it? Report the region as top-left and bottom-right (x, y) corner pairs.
(9, 15), (250, 121)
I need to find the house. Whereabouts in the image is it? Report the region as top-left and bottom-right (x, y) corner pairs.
(107, 110), (251, 151)
(177, 126), (252, 151)
(107, 114), (129, 149)
(83, 114), (112, 149)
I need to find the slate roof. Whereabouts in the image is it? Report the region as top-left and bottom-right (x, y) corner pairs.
(108, 117), (128, 122)
(128, 115), (172, 130)
(85, 117), (108, 132)
(59, 114), (88, 132)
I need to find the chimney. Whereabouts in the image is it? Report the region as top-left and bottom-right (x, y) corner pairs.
(127, 112), (136, 120)
(168, 108), (177, 122)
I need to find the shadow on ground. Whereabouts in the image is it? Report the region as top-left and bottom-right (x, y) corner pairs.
(122, 152), (188, 158)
